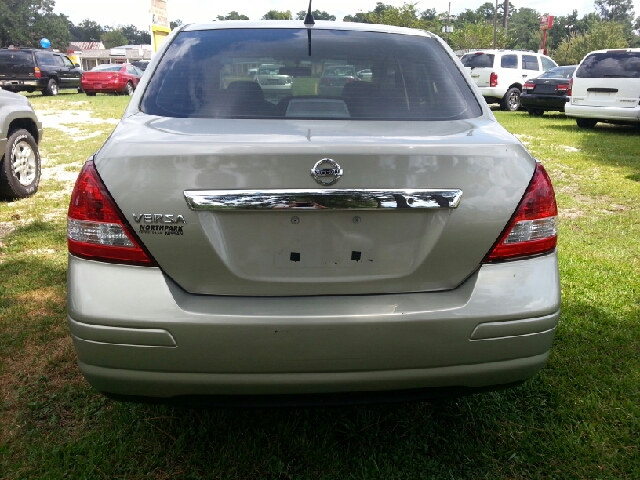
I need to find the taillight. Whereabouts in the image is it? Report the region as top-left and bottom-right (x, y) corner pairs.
(484, 163), (558, 262)
(67, 160), (156, 266)
(34, 67), (41, 78)
(489, 72), (498, 87)
(567, 78), (573, 96)
(523, 82), (535, 91)
(557, 84), (569, 92)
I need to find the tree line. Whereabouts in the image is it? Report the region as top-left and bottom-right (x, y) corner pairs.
(1, 0), (638, 65)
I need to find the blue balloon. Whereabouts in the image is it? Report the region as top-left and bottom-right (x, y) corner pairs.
(40, 38), (51, 49)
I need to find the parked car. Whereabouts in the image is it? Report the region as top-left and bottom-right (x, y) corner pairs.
(0, 48), (82, 96)
(132, 60), (150, 72)
(0, 89), (42, 198)
(66, 20), (560, 406)
(357, 68), (372, 80)
(461, 50), (558, 111)
(318, 65), (358, 96)
(565, 48), (640, 128)
(81, 63), (142, 96)
(521, 65), (577, 116)
(254, 64), (293, 99)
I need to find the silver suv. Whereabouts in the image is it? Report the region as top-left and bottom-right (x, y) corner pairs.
(66, 21), (560, 405)
(0, 89), (42, 198)
(461, 49), (558, 111)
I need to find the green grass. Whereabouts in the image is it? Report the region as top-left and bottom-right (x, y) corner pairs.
(0, 100), (638, 479)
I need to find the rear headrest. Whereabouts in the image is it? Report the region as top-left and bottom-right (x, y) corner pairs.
(342, 81), (375, 99)
(226, 81), (265, 101)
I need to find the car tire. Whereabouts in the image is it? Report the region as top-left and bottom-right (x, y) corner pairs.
(576, 118), (598, 128)
(0, 129), (41, 199)
(85, 92), (96, 96)
(528, 109), (544, 116)
(500, 87), (521, 112)
(43, 79), (58, 96)
(124, 82), (134, 96)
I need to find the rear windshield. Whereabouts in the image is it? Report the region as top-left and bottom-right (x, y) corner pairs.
(538, 66), (576, 79)
(460, 53), (495, 68)
(576, 51), (640, 78)
(0, 50), (33, 65)
(141, 28), (481, 120)
(91, 65), (123, 72)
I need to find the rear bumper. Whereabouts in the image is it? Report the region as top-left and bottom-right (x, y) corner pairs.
(67, 252), (561, 399)
(565, 103), (640, 122)
(521, 94), (569, 111)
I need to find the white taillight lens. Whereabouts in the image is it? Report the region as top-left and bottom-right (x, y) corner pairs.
(503, 217), (558, 244)
(67, 219), (134, 247)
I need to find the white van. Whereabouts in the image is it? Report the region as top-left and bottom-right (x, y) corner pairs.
(565, 48), (640, 128)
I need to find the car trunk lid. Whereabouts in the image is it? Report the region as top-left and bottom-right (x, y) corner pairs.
(95, 115), (535, 296)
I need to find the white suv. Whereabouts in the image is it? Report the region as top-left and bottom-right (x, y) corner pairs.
(461, 50), (558, 111)
(565, 48), (640, 128)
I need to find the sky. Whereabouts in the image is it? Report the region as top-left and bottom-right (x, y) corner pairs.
(54, 0), (599, 31)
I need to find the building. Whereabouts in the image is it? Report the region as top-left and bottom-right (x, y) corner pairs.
(67, 43), (152, 70)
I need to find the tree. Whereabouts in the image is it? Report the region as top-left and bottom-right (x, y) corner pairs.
(261, 10), (292, 20)
(551, 21), (628, 65)
(69, 18), (103, 42)
(0, 0), (71, 49)
(507, 8), (541, 51)
(170, 19), (183, 29)
(217, 11), (249, 20)
(595, 0), (634, 22)
(295, 10), (336, 21)
(101, 29), (128, 49)
(449, 22), (509, 50)
(343, 12), (373, 23)
(119, 25), (150, 44)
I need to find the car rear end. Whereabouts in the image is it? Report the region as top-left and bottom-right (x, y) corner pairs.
(67, 22), (560, 404)
(254, 64), (293, 100)
(82, 65), (127, 94)
(318, 66), (358, 96)
(0, 49), (42, 93)
(460, 51), (503, 102)
(521, 66), (576, 113)
(566, 49), (640, 125)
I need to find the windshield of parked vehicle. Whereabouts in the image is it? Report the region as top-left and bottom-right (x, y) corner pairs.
(91, 65), (123, 72)
(141, 28), (482, 120)
(538, 66), (576, 79)
(576, 51), (640, 78)
(460, 53), (495, 68)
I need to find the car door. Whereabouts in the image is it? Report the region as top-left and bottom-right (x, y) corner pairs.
(521, 55), (541, 82)
(61, 55), (82, 87)
(126, 65), (141, 87)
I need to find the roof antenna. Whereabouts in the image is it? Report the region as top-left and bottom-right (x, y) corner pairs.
(304, 0), (314, 56)
(304, 0), (315, 25)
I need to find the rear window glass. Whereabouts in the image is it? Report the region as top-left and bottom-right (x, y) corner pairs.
(0, 50), (33, 65)
(576, 51), (640, 78)
(35, 51), (57, 66)
(141, 28), (482, 120)
(522, 55), (539, 71)
(461, 53), (494, 68)
(91, 65), (122, 72)
(538, 66), (575, 79)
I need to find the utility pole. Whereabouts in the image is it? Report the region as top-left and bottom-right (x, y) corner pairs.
(493, 0), (497, 48)
(503, 0), (508, 32)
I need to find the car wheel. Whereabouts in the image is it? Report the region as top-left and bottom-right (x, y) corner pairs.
(124, 82), (134, 96)
(0, 129), (41, 199)
(576, 118), (598, 129)
(528, 109), (544, 116)
(43, 79), (58, 96)
(500, 87), (521, 112)
(86, 92), (96, 96)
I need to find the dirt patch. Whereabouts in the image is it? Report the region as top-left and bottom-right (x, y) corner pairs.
(35, 109), (118, 136)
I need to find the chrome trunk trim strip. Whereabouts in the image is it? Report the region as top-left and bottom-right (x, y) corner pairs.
(184, 189), (463, 211)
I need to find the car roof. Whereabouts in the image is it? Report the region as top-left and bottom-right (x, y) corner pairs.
(183, 20), (436, 38)
(584, 48), (640, 54)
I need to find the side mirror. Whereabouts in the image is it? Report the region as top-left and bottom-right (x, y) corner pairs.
(74, 63), (80, 68)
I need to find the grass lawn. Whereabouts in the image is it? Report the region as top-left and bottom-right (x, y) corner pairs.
(0, 93), (638, 479)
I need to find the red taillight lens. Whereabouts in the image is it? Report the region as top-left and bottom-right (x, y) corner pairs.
(484, 163), (558, 262)
(567, 78), (573, 96)
(523, 82), (535, 91)
(67, 160), (156, 266)
(489, 72), (498, 87)
(34, 67), (41, 78)
(557, 84), (569, 91)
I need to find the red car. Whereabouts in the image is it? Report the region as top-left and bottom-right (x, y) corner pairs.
(81, 63), (142, 96)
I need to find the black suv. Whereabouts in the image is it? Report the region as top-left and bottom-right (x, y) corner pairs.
(0, 48), (82, 96)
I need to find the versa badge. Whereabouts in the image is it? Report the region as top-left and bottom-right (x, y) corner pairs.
(133, 213), (186, 236)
